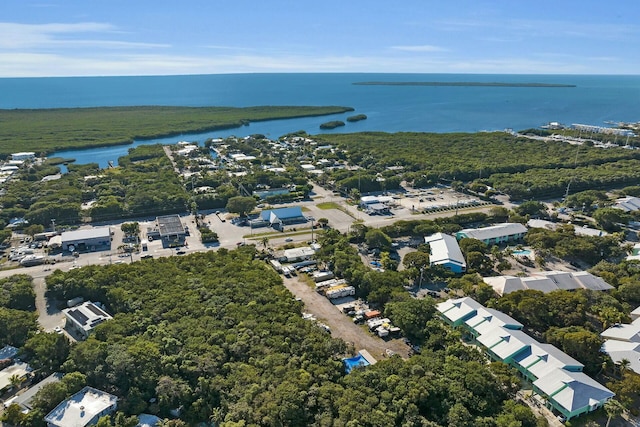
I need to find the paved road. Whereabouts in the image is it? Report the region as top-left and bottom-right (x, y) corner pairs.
(280, 275), (410, 359)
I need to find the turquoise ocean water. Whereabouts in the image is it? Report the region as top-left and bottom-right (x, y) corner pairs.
(1, 73), (638, 167)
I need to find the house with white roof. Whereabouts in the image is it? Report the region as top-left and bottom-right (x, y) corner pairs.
(483, 271), (614, 296)
(464, 306), (523, 337)
(456, 223), (527, 245)
(44, 386), (117, 427)
(613, 196), (640, 213)
(477, 327), (533, 363)
(436, 297), (483, 327)
(424, 233), (466, 273)
(601, 340), (640, 376)
(532, 370), (614, 420)
(62, 301), (113, 340)
(600, 315), (640, 376)
(0, 361), (31, 393)
(436, 296), (614, 420)
(601, 318), (640, 343)
(483, 276), (527, 295)
(512, 342), (584, 382)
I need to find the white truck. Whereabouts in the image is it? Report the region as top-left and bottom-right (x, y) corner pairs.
(326, 285), (356, 299)
(313, 271), (335, 283)
(270, 259), (283, 273)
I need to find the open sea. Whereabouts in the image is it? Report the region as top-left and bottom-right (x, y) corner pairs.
(1, 73), (639, 167)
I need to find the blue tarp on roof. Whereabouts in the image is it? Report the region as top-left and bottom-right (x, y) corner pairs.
(0, 345), (18, 360)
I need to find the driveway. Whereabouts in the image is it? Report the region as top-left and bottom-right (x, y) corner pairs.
(280, 275), (409, 359)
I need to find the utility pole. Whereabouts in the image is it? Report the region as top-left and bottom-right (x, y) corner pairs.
(51, 218), (56, 233)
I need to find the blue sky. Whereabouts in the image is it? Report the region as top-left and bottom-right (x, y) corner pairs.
(1, 0), (638, 77)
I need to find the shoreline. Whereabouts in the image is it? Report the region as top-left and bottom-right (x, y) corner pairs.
(353, 81), (576, 88)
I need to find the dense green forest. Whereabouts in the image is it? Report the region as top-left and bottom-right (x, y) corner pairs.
(315, 132), (640, 199)
(0, 144), (189, 226)
(34, 248), (541, 426)
(0, 106), (354, 157)
(0, 275), (38, 347)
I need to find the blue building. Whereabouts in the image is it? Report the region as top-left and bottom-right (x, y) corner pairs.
(260, 206), (307, 229)
(424, 233), (466, 273)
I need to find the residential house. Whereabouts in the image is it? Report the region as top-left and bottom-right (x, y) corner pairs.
(424, 233), (466, 273)
(436, 297), (614, 420)
(456, 223), (527, 245)
(44, 386), (117, 427)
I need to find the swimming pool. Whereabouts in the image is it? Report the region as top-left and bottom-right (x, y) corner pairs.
(512, 249), (532, 256)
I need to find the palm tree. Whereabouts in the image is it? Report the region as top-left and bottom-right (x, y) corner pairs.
(604, 399), (625, 427)
(9, 373), (22, 389)
(616, 358), (631, 378)
(261, 236), (269, 248)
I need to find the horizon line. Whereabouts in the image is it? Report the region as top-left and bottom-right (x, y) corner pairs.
(1, 71), (640, 79)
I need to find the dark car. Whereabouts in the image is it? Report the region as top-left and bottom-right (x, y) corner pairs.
(176, 250), (186, 255)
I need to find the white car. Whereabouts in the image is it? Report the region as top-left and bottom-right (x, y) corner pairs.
(54, 326), (63, 334)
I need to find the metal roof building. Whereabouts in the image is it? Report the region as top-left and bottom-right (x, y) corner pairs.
(10, 372), (64, 413)
(260, 206), (306, 228)
(601, 318), (640, 343)
(613, 196), (640, 212)
(283, 246), (316, 262)
(0, 345), (18, 360)
(483, 271), (614, 296)
(60, 227), (111, 252)
(424, 233), (466, 273)
(512, 342), (584, 381)
(601, 340), (640, 376)
(436, 296), (614, 420)
(456, 223), (527, 245)
(464, 306), (523, 337)
(436, 297), (483, 327)
(532, 370), (614, 420)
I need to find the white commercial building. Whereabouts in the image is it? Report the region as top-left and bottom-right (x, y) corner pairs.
(61, 227), (112, 252)
(44, 386), (117, 427)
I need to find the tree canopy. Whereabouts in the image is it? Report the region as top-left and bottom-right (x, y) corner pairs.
(39, 249), (540, 425)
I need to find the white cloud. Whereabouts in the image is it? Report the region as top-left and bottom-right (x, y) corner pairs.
(2, 49), (629, 77)
(391, 45), (447, 52)
(0, 22), (167, 50)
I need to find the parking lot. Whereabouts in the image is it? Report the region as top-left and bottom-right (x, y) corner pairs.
(0, 181), (495, 360)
